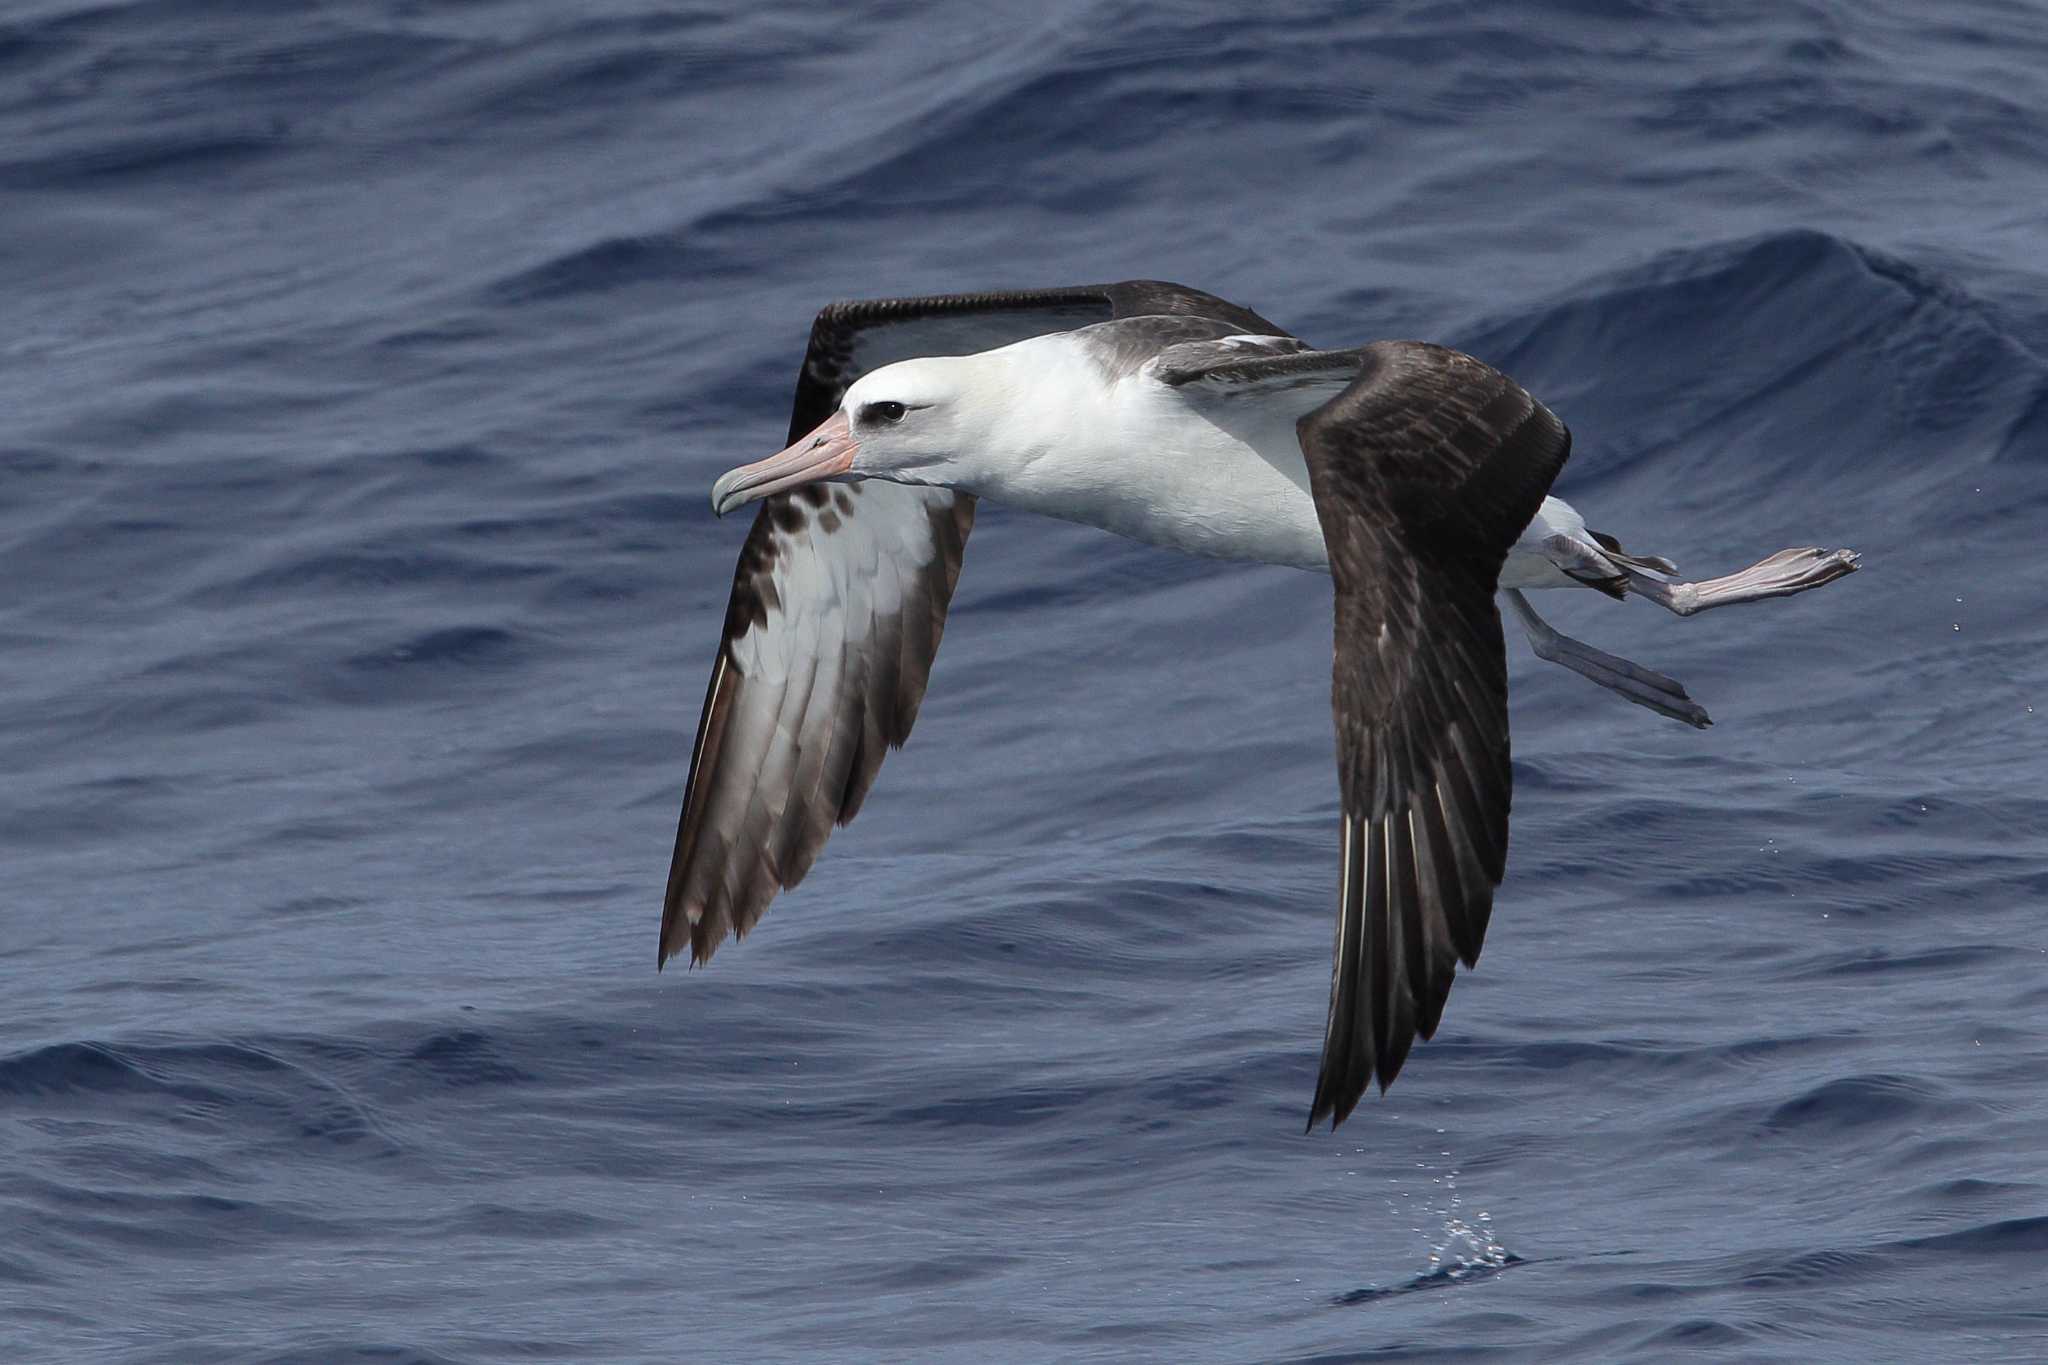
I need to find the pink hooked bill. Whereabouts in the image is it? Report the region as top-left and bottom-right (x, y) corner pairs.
(710, 410), (859, 517)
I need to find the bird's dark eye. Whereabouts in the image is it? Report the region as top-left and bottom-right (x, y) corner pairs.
(862, 400), (908, 424)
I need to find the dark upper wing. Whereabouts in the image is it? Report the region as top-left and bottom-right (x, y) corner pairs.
(1150, 336), (1365, 392)
(1292, 341), (1574, 1128)
(661, 282), (1285, 968)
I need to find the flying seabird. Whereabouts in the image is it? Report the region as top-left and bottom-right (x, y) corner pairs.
(660, 281), (1859, 1129)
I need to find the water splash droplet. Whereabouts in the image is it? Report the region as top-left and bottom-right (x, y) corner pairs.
(1421, 1165), (1511, 1280)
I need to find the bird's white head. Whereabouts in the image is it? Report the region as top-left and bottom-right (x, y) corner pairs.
(710, 355), (1005, 517)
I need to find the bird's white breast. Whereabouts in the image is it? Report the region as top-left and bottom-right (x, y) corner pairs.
(960, 339), (1333, 570)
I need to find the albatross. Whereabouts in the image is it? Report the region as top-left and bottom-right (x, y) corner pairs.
(660, 280), (1859, 1129)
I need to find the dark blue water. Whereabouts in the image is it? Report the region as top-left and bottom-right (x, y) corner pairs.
(5, 2), (2047, 1360)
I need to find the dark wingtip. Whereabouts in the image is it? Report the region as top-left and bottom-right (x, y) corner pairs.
(1307, 1078), (1354, 1134)
(1306, 1078), (1371, 1133)
(656, 917), (689, 972)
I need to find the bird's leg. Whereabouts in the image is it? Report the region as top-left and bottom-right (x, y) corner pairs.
(1620, 547), (1861, 618)
(1501, 589), (1712, 729)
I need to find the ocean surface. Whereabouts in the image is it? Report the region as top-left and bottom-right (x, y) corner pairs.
(5, 2), (2047, 1361)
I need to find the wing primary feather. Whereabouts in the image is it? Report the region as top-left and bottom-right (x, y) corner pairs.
(660, 650), (734, 967)
(1348, 813), (1377, 1120)
(1309, 814), (1366, 1132)
(1377, 816), (1419, 1090)
(1416, 784), (1475, 963)
(1433, 778), (1495, 965)
(1406, 808), (1454, 1041)
(1388, 808), (1428, 1054)
(1364, 809), (1396, 1094)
